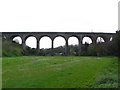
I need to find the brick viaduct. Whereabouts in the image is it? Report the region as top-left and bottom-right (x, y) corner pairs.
(2, 32), (116, 56)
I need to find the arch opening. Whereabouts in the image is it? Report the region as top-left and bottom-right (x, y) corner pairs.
(40, 36), (52, 49)
(12, 36), (22, 44)
(25, 36), (37, 48)
(68, 36), (79, 45)
(110, 37), (113, 41)
(54, 36), (66, 48)
(82, 37), (92, 44)
(53, 36), (66, 55)
(68, 36), (79, 56)
(96, 37), (105, 43)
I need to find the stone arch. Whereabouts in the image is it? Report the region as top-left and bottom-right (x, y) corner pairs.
(96, 36), (105, 43)
(53, 36), (66, 55)
(5, 35), (21, 42)
(25, 35), (36, 40)
(68, 36), (79, 56)
(68, 36), (79, 45)
(82, 36), (92, 44)
(53, 36), (66, 48)
(25, 35), (37, 48)
(39, 35), (52, 40)
(39, 36), (52, 49)
(110, 37), (113, 41)
(96, 35), (111, 42)
(69, 35), (79, 39)
(53, 35), (66, 41)
(12, 36), (22, 44)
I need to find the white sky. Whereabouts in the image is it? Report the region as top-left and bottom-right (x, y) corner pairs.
(0, 0), (119, 48)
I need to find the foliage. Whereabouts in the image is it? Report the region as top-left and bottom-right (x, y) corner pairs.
(81, 30), (119, 56)
(80, 42), (90, 56)
(69, 45), (79, 56)
(0, 37), (2, 57)
(39, 46), (65, 56)
(88, 58), (118, 88)
(23, 47), (36, 56)
(2, 38), (23, 57)
(116, 30), (120, 57)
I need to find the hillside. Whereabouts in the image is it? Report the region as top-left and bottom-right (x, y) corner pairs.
(2, 38), (23, 57)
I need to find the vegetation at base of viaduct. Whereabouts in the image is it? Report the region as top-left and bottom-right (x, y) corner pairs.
(2, 30), (120, 57)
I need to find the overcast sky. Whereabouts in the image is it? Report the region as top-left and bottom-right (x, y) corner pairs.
(0, 0), (119, 48)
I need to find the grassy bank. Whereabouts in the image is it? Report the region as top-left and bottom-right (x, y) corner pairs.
(2, 56), (118, 88)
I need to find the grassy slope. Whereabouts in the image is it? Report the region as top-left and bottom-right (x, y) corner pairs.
(2, 56), (118, 88)
(0, 37), (2, 89)
(2, 39), (23, 57)
(0, 58), (1, 89)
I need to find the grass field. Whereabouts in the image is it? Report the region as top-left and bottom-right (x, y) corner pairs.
(2, 56), (118, 88)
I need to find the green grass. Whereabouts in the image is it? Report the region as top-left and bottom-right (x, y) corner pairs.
(2, 56), (118, 88)
(0, 57), (2, 89)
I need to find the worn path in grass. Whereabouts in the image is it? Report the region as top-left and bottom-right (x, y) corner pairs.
(2, 56), (118, 88)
